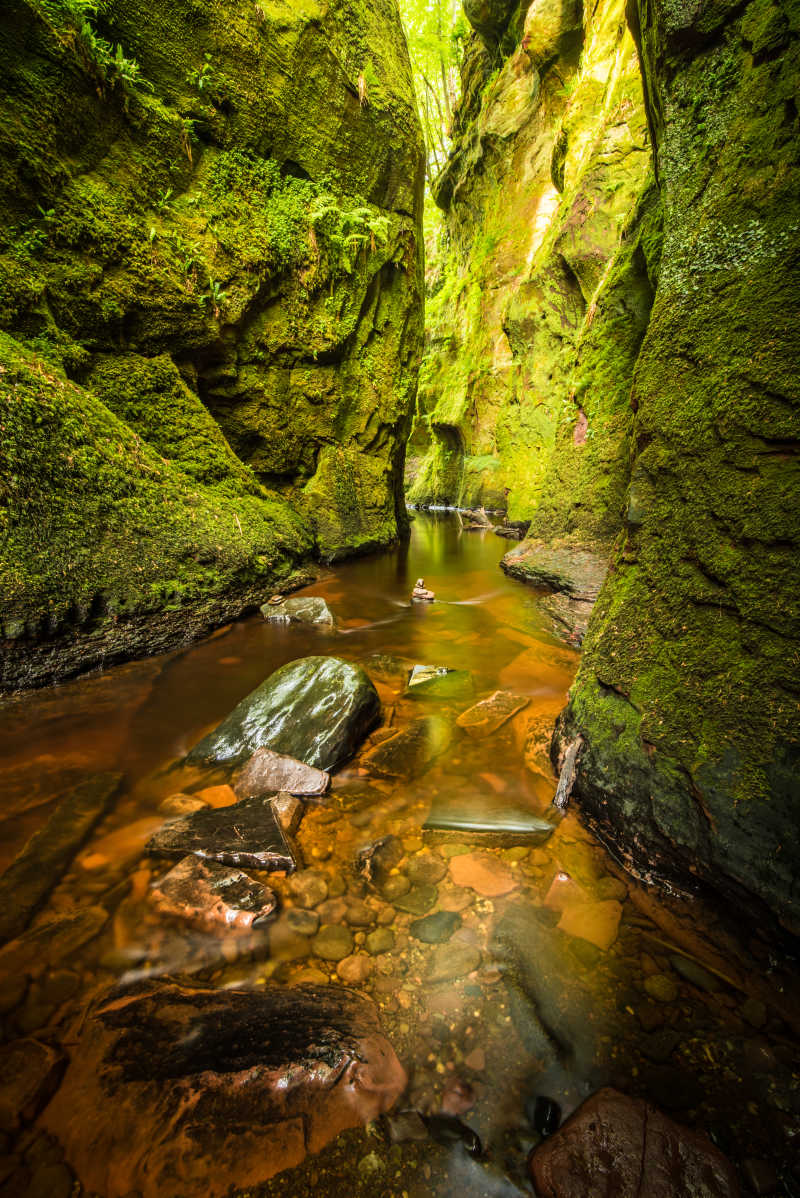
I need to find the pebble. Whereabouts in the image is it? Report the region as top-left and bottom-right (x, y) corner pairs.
(336, 954), (373, 985)
(317, 898), (348, 923)
(449, 852), (518, 897)
(669, 954), (720, 993)
(394, 885), (438, 915)
(289, 870), (329, 909)
(381, 875), (411, 901)
(312, 925), (354, 961)
(366, 928), (395, 955)
(290, 967), (328, 985)
(741, 997), (767, 1028)
(286, 908), (320, 937)
(409, 911), (462, 944)
(500, 847), (529, 863)
(407, 853), (447, 886)
(428, 942), (481, 983)
(439, 843), (471, 859)
(345, 899), (375, 927)
(644, 973), (679, 1003)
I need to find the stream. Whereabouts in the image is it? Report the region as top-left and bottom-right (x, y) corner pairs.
(1, 512), (798, 1197)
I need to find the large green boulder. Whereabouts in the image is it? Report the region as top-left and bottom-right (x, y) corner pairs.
(188, 656), (381, 770)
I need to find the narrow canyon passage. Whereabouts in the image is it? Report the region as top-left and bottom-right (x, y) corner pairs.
(1, 515), (798, 1196)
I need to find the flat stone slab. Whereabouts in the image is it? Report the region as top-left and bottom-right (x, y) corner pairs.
(405, 665), (475, 700)
(0, 773), (122, 942)
(449, 852), (519, 897)
(150, 856), (278, 931)
(361, 715), (451, 779)
(146, 796), (296, 873)
(410, 910), (461, 944)
(557, 899), (622, 952)
(187, 656), (380, 770)
(529, 1087), (739, 1197)
(427, 942), (482, 983)
(42, 980), (407, 1198)
(424, 791), (554, 845)
(455, 690), (529, 738)
(234, 748), (329, 798)
(260, 596), (335, 626)
(500, 540), (608, 646)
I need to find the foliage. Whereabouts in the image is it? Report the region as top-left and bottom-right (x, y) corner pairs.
(398, 0), (466, 181)
(36, 0), (152, 102)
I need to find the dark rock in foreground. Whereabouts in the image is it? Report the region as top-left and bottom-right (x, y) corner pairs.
(187, 656), (380, 770)
(150, 856), (278, 930)
(500, 540), (608, 645)
(529, 1087), (740, 1197)
(0, 1038), (65, 1132)
(234, 748), (330, 798)
(260, 596), (335, 627)
(146, 796), (296, 873)
(43, 979), (407, 1198)
(362, 715), (452, 779)
(0, 773), (122, 943)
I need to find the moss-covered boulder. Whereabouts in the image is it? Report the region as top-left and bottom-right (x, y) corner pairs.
(0, 0), (424, 687)
(556, 0), (800, 931)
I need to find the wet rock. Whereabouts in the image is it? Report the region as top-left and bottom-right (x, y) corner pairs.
(286, 908), (320, 937)
(441, 1076), (475, 1116)
(42, 979), (406, 1198)
(500, 541), (608, 646)
(147, 796), (295, 873)
(527, 1095), (561, 1137)
(187, 656), (381, 771)
(594, 874), (628, 901)
(410, 910), (462, 944)
(424, 1113), (482, 1156)
(407, 852), (447, 886)
(544, 871), (586, 911)
(0, 773), (122, 942)
(456, 690), (529, 738)
(669, 954), (721, 993)
(464, 1047), (485, 1071)
(557, 899), (622, 952)
(644, 974), (679, 1003)
(424, 792), (553, 844)
(406, 664), (474, 699)
(346, 899), (375, 928)
(289, 870), (329, 909)
(272, 791), (304, 835)
(0, 1040), (65, 1131)
(529, 1088), (739, 1197)
(234, 748), (330, 798)
(411, 578), (435, 602)
(336, 955), (373, 985)
(449, 852), (519, 897)
(362, 716), (451, 780)
(195, 784), (239, 808)
(356, 835), (404, 885)
(312, 925), (354, 961)
(380, 874), (411, 901)
(158, 793), (208, 816)
(260, 596), (335, 626)
(394, 884), (438, 915)
(150, 856), (277, 931)
(383, 1110), (429, 1143)
(427, 942), (482, 983)
(0, 907), (108, 994)
(366, 928), (395, 955)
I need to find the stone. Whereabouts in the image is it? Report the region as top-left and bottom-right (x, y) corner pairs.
(187, 656), (381, 771)
(380, 875), (411, 901)
(427, 942), (482, 983)
(441, 1076), (475, 1115)
(233, 748), (330, 798)
(644, 974), (679, 1004)
(383, 1110), (429, 1143)
(0, 1040), (65, 1132)
(195, 784), (238, 808)
(366, 928), (395, 955)
(668, 955), (721, 993)
(394, 885), (438, 915)
(146, 795), (295, 872)
(557, 900), (622, 952)
(356, 835), (404, 885)
(544, 871), (587, 911)
(289, 870), (329, 909)
(42, 980), (406, 1198)
(449, 852), (518, 897)
(362, 716), (451, 780)
(529, 1088), (739, 1197)
(640, 1029), (681, 1064)
(0, 773), (122, 941)
(150, 856), (277, 931)
(409, 910), (462, 944)
(406, 665), (474, 699)
(424, 791), (553, 844)
(286, 908), (320, 937)
(336, 955), (373, 985)
(260, 596), (335, 626)
(411, 579), (435, 602)
(272, 792), (304, 835)
(500, 542), (608, 646)
(463, 1047), (485, 1071)
(312, 925), (354, 961)
(740, 997), (767, 1029)
(158, 793), (208, 816)
(406, 852), (447, 886)
(346, 899), (375, 928)
(455, 690), (529, 738)
(424, 1113), (482, 1155)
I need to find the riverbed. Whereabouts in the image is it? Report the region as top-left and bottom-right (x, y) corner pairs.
(0, 513), (797, 1197)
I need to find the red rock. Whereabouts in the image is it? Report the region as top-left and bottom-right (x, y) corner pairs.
(557, 899), (622, 951)
(449, 851), (518, 897)
(544, 871), (587, 912)
(150, 856), (278, 931)
(43, 980), (406, 1198)
(529, 1088), (740, 1198)
(234, 748), (330, 798)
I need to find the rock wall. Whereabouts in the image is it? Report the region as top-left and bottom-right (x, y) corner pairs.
(407, 0), (654, 548)
(0, 0), (424, 689)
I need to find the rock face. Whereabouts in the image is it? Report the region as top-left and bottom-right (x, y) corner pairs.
(529, 1087), (740, 1197)
(188, 656), (381, 770)
(42, 979), (407, 1198)
(0, 0), (424, 690)
(553, 0), (800, 931)
(500, 541), (609, 644)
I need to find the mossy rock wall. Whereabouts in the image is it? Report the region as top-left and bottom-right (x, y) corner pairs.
(407, 0), (652, 543)
(0, 0), (424, 687)
(557, 0), (800, 930)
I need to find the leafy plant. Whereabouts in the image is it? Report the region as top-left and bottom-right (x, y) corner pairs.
(186, 53), (218, 95)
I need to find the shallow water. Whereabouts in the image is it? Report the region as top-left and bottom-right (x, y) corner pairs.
(1, 513), (798, 1196)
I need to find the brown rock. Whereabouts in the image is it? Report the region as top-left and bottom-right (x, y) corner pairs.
(234, 748), (330, 798)
(529, 1088), (739, 1197)
(0, 1039), (65, 1131)
(449, 852), (519, 897)
(150, 856), (278, 931)
(441, 1076), (475, 1115)
(43, 980), (406, 1198)
(557, 899), (622, 952)
(158, 793), (208, 816)
(336, 955), (373, 985)
(455, 690), (529, 738)
(195, 784), (239, 808)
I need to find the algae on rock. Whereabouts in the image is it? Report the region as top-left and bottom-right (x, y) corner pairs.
(0, 0), (424, 687)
